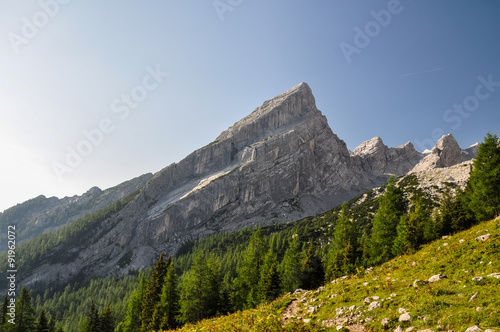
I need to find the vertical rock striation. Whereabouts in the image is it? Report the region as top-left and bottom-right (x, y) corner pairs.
(18, 83), (478, 289)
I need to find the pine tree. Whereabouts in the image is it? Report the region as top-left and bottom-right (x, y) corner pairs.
(465, 132), (500, 221)
(99, 304), (114, 332)
(433, 185), (475, 238)
(35, 307), (50, 332)
(341, 241), (356, 275)
(179, 253), (222, 323)
(392, 193), (432, 255)
(326, 204), (359, 280)
(1, 294), (8, 325)
(279, 236), (303, 293)
(300, 243), (324, 290)
(48, 316), (56, 332)
(116, 272), (147, 332)
(392, 215), (412, 255)
(233, 229), (268, 309)
(16, 287), (36, 332)
(151, 260), (180, 330)
(326, 251), (342, 281)
(367, 176), (407, 266)
(257, 248), (281, 303)
(81, 300), (99, 332)
(141, 254), (169, 332)
(434, 186), (454, 237)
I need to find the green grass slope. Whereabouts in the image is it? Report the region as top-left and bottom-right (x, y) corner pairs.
(166, 216), (500, 332)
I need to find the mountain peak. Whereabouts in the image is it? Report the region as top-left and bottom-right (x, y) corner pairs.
(411, 133), (470, 172)
(353, 136), (386, 156)
(434, 133), (459, 152)
(216, 82), (317, 143)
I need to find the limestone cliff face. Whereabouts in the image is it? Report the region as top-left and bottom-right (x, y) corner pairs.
(352, 137), (423, 178)
(75, 83), (374, 277)
(0, 173), (152, 247)
(18, 83), (478, 289)
(411, 134), (470, 173)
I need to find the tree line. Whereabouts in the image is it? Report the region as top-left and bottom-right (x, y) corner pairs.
(0, 287), (65, 332)
(4, 133), (498, 331)
(111, 133), (499, 330)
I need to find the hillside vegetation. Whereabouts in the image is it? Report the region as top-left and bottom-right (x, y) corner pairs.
(0, 133), (498, 332)
(163, 215), (500, 331)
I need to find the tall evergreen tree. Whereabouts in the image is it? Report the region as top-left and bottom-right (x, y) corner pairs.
(367, 176), (407, 266)
(35, 307), (49, 332)
(179, 253), (222, 323)
(301, 243), (324, 290)
(80, 300), (99, 332)
(393, 194), (432, 255)
(151, 260), (180, 330)
(99, 304), (114, 332)
(279, 236), (303, 293)
(392, 215), (412, 256)
(141, 254), (169, 332)
(257, 248), (281, 303)
(47, 316), (56, 332)
(326, 204), (359, 280)
(16, 287), (36, 332)
(116, 272), (147, 332)
(1, 294), (8, 325)
(434, 186), (455, 237)
(465, 132), (500, 221)
(233, 229), (268, 309)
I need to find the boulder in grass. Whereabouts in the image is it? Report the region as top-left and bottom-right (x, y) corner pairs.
(465, 326), (482, 332)
(369, 301), (381, 311)
(475, 234), (491, 241)
(399, 312), (411, 322)
(428, 274), (447, 283)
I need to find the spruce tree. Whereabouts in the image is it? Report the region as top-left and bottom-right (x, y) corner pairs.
(16, 287), (36, 332)
(151, 261), (180, 330)
(35, 307), (49, 332)
(392, 215), (412, 255)
(465, 132), (500, 221)
(81, 300), (99, 332)
(48, 316), (56, 332)
(1, 294), (8, 325)
(279, 236), (303, 293)
(233, 229), (268, 309)
(300, 243), (324, 290)
(434, 186), (454, 237)
(257, 248), (281, 303)
(326, 203), (359, 280)
(99, 304), (114, 332)
(141, 254), (169, 332)
(179, 253), (221, 323)
(116, 272), (147, 332)
(367, 176), (407, 266)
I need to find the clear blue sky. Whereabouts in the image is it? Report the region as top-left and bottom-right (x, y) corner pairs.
(1, 0), (499, 212)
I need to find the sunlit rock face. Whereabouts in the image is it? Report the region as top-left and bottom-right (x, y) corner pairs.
(19, 83), (477, 289)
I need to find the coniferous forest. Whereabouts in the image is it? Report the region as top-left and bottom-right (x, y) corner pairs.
(1, 133), (499, 332)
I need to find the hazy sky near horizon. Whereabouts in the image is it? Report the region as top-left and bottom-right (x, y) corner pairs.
(1, 0), (499, 212)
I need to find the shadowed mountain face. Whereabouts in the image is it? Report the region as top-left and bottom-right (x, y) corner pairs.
(16, 83), (477, 289)
(0, 173), (153, 249)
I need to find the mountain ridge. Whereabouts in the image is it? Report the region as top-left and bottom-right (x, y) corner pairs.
(5, 83), (478, 290)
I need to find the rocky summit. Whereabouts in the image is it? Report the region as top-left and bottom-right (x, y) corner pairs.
(19, 83), (477, 289)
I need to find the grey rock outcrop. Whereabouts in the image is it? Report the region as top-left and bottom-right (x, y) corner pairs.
(411, 134), (471, 173)
(19, 83), (374, 288)
(16, 83), (479, 289)
(0, 173), (152, 247)
(352, 137), (423, 178)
